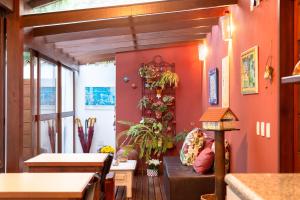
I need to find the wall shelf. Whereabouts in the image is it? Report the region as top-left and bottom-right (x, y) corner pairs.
(281, 75), (300, 84)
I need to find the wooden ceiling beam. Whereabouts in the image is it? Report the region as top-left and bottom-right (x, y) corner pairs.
(24, 30), (79, 70)
(62, 34), (205, 54)
(31, 7), (226, 37)
(70, 47), (136, 57)
(54, 27), (210, 48)
(21, 0), (238, 27)
(78, 54), (116, 65)
(44, 18), (214, 43)
(27, 0), (57, 8)
(0, 0), (13, 11)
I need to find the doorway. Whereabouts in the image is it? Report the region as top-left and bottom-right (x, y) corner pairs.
(75, 61), (116, 153)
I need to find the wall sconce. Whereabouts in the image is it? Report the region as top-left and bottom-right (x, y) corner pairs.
(220, 11), (232, 41)
(198, 44), (208, 61)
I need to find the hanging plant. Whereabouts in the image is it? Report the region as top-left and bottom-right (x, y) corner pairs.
(139, 64), (160, 83)
(138, 96), (151, 110)
(162, 95), (175, 106)
(151, 101), (168, 119)
(162, 111), (174, 122)
(156, 70), (179, 89)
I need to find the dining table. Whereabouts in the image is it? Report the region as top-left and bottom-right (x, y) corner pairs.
(24, 153), (114, 200)
(0, 172), (94, 199)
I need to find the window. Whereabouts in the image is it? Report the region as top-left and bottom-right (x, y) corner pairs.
(31, 53), (75, 154)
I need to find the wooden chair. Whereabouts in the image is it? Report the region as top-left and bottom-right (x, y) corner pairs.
(84, 174), (101, 200)
(99, 153), (114, 200)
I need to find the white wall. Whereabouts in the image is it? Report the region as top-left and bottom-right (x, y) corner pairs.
(75, 62), (116, 153)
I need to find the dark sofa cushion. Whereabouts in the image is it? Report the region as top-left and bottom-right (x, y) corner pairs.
(163, 156), (215, 200)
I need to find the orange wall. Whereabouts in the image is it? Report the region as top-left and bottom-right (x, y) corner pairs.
(202, 0), (279, 172)
(116, 45), (203, 148)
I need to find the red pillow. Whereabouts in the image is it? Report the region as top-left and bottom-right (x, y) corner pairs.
(193, 148), (214, 174)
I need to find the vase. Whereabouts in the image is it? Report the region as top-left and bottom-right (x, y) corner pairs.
(147, 169), (158, 177)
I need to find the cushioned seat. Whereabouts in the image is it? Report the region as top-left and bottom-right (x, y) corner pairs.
(163, 156), (215, 200)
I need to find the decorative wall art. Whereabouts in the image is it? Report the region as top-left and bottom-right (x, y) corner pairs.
(85, 87), (116, 106)
(209, 68), (219, 105)
(222, 56), (230, 108)
(241, 46), (258, 95)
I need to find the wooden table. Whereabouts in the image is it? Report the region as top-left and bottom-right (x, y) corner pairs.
(25, 153), (108, 172)
(0, 173), (94, 199)
(24, 153), (114, 200)
(110, 160), (137, 199)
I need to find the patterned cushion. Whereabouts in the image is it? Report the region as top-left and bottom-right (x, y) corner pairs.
(211, 139), (230, 173)
(180, 128), (205, 166)
(193, 147), (214, 174)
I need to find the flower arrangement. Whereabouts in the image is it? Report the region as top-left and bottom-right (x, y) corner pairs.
(146, 159), (161, 176)
(99, 145), (115, 154)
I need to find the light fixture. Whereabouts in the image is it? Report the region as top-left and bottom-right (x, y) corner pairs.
(198, 44), (208, 61)
(220, 11), (232, 41)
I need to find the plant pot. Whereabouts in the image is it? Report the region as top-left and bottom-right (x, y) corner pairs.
(155, 111), (162, 119)
(147, 169), (158, 177)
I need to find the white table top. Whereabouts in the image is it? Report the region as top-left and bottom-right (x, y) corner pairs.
(110, 160), (137, 171)
(0, 173), (94, 198)
(24, 153), (108, 167)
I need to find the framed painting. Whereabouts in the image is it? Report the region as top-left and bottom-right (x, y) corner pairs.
(209, 68), (219, 105)
(85, 87), (116, 107)
(241, 46), (258, 95)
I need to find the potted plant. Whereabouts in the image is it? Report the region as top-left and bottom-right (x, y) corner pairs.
(139, 64), (159, 85)
(162, 95), (175, 106)
(146, 159), (161, 177)
(98, 145), (115, 154)
(151, 101), (168, 119)
(156, 70), (179, 89)
(138, 96), (151, 110)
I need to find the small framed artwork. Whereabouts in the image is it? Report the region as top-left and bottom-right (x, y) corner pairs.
(241, 46), (258, 95)
(209, 68), (219, 105)
(85, 87), (116, 109)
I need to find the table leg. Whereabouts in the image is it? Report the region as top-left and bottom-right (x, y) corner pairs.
(126, 171), (133, 199)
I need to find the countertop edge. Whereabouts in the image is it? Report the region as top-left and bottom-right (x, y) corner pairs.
(225, 174), (264, 200)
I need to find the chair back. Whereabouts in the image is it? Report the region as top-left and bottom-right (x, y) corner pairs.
(100, 153), (114, 192)
(83, 174), (100, 200)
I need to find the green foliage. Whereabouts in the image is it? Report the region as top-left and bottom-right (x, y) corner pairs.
(162, 112), (174, 122)
(156, 70), (179, 89)
(162, 95), (175, 104)
(139, 64), (159, 81)
(138, 96), (151, 110)
(151, 101), (168, 113)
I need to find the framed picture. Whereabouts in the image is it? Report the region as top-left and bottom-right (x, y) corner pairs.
(241, 46), (258, 95)
(209, 68), (218, 105)
(85, 87), (116, 107)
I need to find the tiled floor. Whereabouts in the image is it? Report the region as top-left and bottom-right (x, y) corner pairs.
(115, 175), (167, 200)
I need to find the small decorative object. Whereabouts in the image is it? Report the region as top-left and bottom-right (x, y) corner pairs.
(199, 107), (239, 131)
(293, 60), (300, 75)
(146, 159), (161, 177)
(156, 87), (163, 99)
(99, 145), (115, 154)
(131, 83), (137, 89)
(241, 46), (258, 95)
(123, 76), (129, 83)
(209, 68), (219, 105)
(76, 118), (96, 153)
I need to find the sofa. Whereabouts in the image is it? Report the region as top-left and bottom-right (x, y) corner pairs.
(163, 156), (215, 200)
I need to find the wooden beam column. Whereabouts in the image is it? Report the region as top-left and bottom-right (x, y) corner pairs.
(0, 16), (5, 173)
(6, 0), (24, 172)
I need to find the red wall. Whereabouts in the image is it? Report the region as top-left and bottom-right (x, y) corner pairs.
(202, 0), (279, 172)
(116, 45), (203, 148)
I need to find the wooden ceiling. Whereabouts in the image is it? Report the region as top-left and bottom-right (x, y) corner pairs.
(23, 0), (238, 68)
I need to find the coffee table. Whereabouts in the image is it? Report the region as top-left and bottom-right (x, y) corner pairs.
(110, 160), (137, 199)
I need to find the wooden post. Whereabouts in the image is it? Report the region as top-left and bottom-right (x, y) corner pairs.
(0, 16), (5, 173)
(6, 0), (24, 172)
(215, 131), (225, 200)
